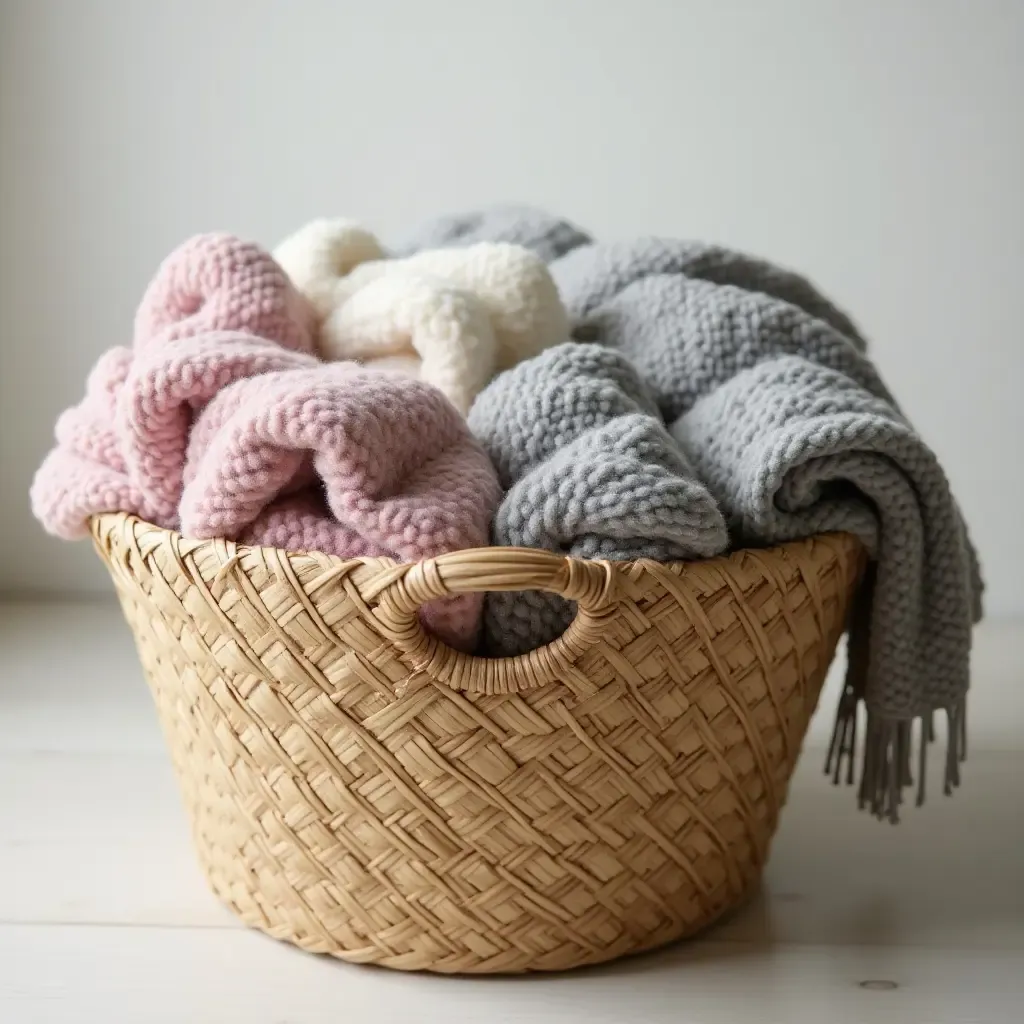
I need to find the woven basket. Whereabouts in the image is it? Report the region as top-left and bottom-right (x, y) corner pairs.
(92, 513), (862, 974)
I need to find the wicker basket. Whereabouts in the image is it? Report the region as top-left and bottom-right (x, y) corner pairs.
(92, 513), (862, 974)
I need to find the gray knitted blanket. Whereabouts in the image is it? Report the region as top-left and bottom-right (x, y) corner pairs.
(675, 356), (978, 816)
(423, 206), (982, 819)
(468, 343), (728, 655)
(550, 234), (982, 820)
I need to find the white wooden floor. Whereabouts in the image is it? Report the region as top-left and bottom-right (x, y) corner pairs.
(2, 600), (1022, 1023)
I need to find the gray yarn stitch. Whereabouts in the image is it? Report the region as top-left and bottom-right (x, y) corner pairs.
(673, 355), (979, 818)
(434, 207), (981, 818)
(550, 237), (869, 351)
(550, 239), (884, 427)
(546, 237), (982, 821)
(553, 241), (983, 625)
(468, 343), (728, 656)
(393, 205), (592, 263)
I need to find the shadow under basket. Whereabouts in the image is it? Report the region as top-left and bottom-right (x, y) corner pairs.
(92, 513), (863, 974)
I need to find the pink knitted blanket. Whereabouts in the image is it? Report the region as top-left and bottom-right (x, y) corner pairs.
(133, 232), (315, 352)
(31, 346), (158, 539)
(31, 233), (501, 650)
(121, 333), (318, 524)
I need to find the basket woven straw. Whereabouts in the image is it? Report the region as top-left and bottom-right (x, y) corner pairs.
(92, 513), (862, 974)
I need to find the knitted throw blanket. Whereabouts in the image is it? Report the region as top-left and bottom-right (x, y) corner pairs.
(30, 346), (157, 538)
(135, 231), (317, 352)
(31, 233), (501, 651)
(180, 363), (500, 649)
(674, 355), (979, 813)
(468, 343), (729, 655)
(32, 232), (319, 535)
(542, 233), (983, 820)
(275, 221), (569, 414)
(433, 204), (980, 817)
(549, 238), (881, 420)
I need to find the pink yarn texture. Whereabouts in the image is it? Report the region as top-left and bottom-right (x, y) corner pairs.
(31, 346), (158, 539)
(181, 363), (499, 552)
(119, 333), (318, 524)
(31, 232), (502, 650)
(122, 233), (319, 522)
(133, 232), (316, 353)
(180, 364), (501, 647)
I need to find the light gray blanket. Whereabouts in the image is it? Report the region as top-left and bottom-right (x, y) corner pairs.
(550, 238), (881, 421)
(549, 235), (983, 820)
(425, 205), (981, 819)
(468, 343), (728, 655)
(675, 355), (978, 817)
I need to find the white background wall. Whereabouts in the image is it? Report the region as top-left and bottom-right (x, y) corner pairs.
(1, 0), (1021, 613)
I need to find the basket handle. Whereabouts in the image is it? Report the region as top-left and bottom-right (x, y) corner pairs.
(371, 547), (620, 695)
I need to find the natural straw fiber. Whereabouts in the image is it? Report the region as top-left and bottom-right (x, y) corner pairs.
(92, 513), (863, 974)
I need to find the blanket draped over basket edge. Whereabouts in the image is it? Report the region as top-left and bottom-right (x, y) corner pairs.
(548, 231), (984, 822)
(419, 205), (984, 820)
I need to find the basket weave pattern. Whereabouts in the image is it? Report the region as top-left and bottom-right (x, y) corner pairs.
(93, 514), (862, 973)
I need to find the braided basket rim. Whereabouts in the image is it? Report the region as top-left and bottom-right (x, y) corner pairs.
(91, 513), (862, 687)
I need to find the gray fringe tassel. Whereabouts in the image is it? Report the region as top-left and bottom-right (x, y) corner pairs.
(825, 691), (968, 823)
(824, 561), (969, 821)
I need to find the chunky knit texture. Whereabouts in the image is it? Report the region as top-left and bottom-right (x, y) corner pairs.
(181, 363), (499, 554)
(135, 232), (316, 353)
(31, 346), (158, 538)
(394, 204), (592, 263)
(552, 237), (869, 350)
(181, 363), (501, 650)
(468, 343), (728, 655)
(276, 222), (570, 414)
(119, 334), (319, 525)
(115, 234), (321, 523)
(273, 218), (388, 320)
(331, 243), (569, 367)
(32, 230), (502, 648)
(674, 355), (977, 815)
(550, 239), (880, 423)
(543, 233), (983, 820)
(320, 272), (499, 416)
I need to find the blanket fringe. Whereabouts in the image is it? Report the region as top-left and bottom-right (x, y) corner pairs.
(824, 691), (967, 822)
